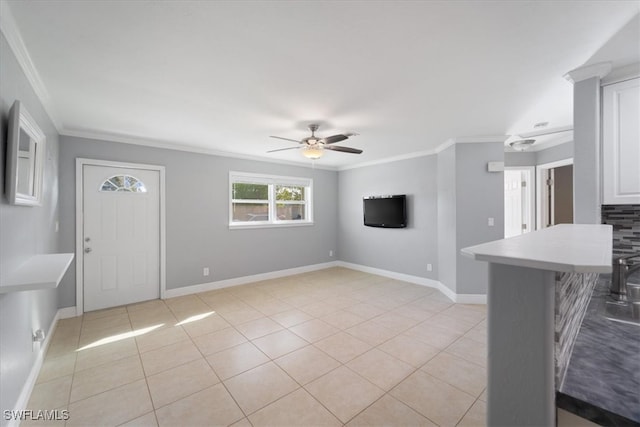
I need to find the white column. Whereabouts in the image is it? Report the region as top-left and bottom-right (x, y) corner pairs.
(564, 62), (611, 225)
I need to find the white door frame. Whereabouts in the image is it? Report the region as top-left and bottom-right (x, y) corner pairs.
(75, 158), (166, 316)
(504, 166), (535, 236)
(535, 158), (573, 230)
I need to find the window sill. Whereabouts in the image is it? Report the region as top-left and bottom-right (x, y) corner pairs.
(228, 221), (314, 230)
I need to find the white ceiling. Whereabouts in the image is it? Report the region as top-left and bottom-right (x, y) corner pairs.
(3, 1), (639, 169)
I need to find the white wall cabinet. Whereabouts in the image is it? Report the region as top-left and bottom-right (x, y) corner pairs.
(602, 77), (640, 205)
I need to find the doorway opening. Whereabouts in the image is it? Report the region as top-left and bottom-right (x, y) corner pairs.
(536, 159), (574, 229)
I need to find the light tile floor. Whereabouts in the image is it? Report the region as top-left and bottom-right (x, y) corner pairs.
(28, 267), (489, 426)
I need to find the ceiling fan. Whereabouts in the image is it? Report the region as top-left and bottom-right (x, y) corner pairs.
(508, 124), (573, 151)
(268, 124), (362, 159)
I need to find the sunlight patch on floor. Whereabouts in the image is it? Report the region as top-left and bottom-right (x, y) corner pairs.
(175, 311), (215, 326)
(76, 324), (164, 351)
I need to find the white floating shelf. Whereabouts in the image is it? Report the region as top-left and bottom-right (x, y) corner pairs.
(0, 253), (74, 294)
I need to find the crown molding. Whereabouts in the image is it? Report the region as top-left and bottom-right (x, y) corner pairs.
(601, 62), (640, 86)
(564, 62), (612, 84)
(435, 135), (509, 153)
(435, 139), (456, 154)
(452, 135), (510, 144)
(66, 127), (469, 174)
(64, 129), (510, 173)
(338, 148), (437, 171)
(60, 129), (339, 171)
(0, 1), (62, 131)
(339, 135), (508, 171)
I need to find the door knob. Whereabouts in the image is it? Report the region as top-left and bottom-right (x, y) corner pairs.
(84, 247), (92, 253)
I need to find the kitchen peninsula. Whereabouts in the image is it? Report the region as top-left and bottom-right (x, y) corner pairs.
(462, 224), (612, 426)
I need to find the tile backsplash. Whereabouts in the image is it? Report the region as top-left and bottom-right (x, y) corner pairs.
(601, 205), (640, 257)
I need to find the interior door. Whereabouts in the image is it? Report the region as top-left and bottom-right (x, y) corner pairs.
(504, 168), (533, 238)
(504, 170), (523, 238)
(82, 165), (160, 311)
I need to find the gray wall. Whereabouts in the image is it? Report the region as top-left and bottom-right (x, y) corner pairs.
(504, 150), (537, 167)
(437, 145), (457, 292)
(337, 156), (439, 280)
(0, 34), (61, 417)
(437, 143), (505, 295)
(455, 143), (505, 295)
(58, 136), (338, 308)
(537, 142), (574, 166)
(336, 142), (503, 296)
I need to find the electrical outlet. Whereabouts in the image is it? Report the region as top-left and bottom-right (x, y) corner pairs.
(329, 250), (334, 257)
(488, 217), (495, 227)
(32, 329), (45, 352)
(203, 267), (210, 276)
(427, 263), (432, 272)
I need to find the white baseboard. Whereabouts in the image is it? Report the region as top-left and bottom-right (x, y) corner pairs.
(335, 261), (486, 304)
(57, 306), (78, 319)
(69, 260), (485, 309)
(336, 261), (442, 288)
(164, 261), (340, 298)
(436, 283), (458, 302)
(9, 307), (65, 427)
(455, 294), (487, 304)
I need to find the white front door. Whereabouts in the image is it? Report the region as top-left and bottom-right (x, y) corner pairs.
(82, 164), (160, 311)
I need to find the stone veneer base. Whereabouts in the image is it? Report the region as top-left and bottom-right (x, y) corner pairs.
(555, 272), (598, 388)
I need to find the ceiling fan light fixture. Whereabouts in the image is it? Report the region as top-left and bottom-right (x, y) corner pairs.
(509, 139), (536, 151)
(303, 146), (323, 159)
(268, 123), (362, 158)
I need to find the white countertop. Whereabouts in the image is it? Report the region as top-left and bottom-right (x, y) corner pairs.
(461, 224), (612, 273)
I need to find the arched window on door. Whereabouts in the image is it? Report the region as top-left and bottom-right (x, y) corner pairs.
(99, 175), (147, 193)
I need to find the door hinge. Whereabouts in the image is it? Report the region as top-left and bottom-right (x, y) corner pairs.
(521, 181), (527, 188)
(546, 178), (554, 186)
(522, 224), (527, 230)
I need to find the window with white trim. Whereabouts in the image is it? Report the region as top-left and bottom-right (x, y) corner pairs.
(229, 172), (313, 228)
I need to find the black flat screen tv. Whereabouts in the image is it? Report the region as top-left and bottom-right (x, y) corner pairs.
(363, 195), (407, 228)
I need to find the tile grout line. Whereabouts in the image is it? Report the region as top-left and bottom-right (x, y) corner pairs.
(184, 296), (252, 425)
(128, 307), (159, 426)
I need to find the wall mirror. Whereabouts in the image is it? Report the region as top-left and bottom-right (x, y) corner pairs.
(6, 100), (46, 206)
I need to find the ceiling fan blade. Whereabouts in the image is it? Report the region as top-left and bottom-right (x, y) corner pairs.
(321, 134), (348, 144)
(267, 146), (302, 153)
(269, 136), (303, 144)
(325, 145), (363, 154)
